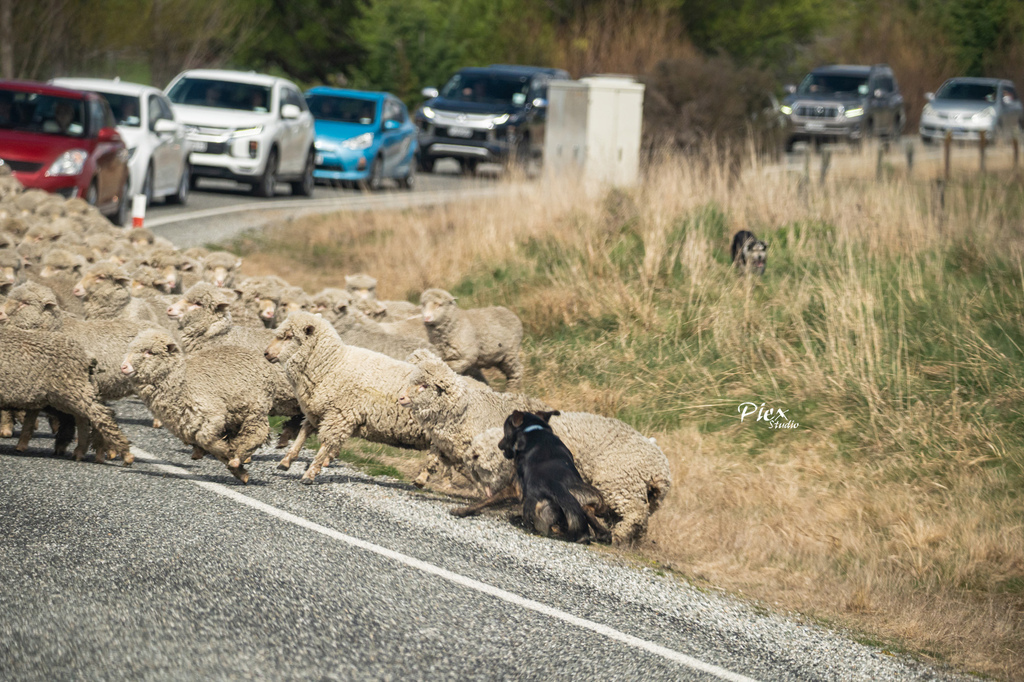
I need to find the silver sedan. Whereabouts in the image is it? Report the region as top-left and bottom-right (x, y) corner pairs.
(920, 77), (1024, 144)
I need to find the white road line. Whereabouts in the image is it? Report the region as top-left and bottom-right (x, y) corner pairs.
(131, 447), (758, 682)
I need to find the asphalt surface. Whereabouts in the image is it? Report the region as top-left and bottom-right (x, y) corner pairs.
(0, 398), (973, 681)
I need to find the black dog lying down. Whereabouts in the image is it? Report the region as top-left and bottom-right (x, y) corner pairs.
(498, 410), (611, 543)
(730, 229), (767, 275)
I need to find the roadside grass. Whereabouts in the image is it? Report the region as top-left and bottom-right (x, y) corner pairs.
(231, 149), (1024, 680)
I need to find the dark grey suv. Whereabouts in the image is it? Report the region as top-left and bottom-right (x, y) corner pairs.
(414, 64), (569, 174)
(780, 64), (905, 150)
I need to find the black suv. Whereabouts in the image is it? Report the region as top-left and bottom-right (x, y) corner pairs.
(780, 64), (905, 150)
(415, 64), (570, 173)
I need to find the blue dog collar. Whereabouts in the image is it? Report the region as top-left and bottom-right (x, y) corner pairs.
(522, 424), (546, 433)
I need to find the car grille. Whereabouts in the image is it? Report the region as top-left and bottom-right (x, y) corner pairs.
(795, 105), (840, 119)
(316, 160), (345, 171)
(437, 127), (489, 141)
(203, 142), (229, 155)
(1, 159), (43, 173)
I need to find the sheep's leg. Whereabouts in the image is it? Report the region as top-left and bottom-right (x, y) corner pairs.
(276, 414), (303, 448)
(191, 446), (205, 460)
(277, 418), (314, 471)
(413, 450), (444, 488)
(51, 411), (76, 457)
(72, 416), (91, 461)
(226, 413), (270, 471)
(300, 443), (335, 484)
(450, 482), (519, 517)
(152, 417), (163, 429)
(300, 420), (351, 484)
(14, 410), (39, 451)
(0, 410), (13, 438)
(499, 355), (524, 391)
(609, 498), (649, 545)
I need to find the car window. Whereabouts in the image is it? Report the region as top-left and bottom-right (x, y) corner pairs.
(798, 73), (869, 97)
(0, 90), (87, 138)
(155, 95), (175, 122)
(281, 87), (304, 112)
(875, 76), (894, 94)
(148, 95), (163, 130)
(96, 92), (141, 127)
(1002, 85), (1018, 103)
(167, 77), (272, 113)
(440, 72), (531, 106)
(88, 99), (116, 137)
(307, 94), (377, 125)
(383, 99), (401, 123)
(936, 81), (998, 102)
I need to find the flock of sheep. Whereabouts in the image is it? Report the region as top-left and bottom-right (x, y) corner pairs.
(0, 167), (671, 544)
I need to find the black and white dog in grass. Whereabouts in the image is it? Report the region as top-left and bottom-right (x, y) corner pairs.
(730, 230), (767, 275)
(498, 410), (611, 543)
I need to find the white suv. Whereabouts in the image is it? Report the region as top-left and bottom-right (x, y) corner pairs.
(165, 69), (315, 197)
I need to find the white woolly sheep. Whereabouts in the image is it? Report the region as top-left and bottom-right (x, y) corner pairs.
(232, 275), (288, 328)
(121, 329), (274, 483)
(201, 251), (243, 288)
(264, 311), (430, 484)
(72, 261), (165, 326)
(419, 288), (524, 389)
(345, 273), (420, 321)
(272, 285), (313, 328)
(312, 287), (430, 360)
(397, 348), (550, 489)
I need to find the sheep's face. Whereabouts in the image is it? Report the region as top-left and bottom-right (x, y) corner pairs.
(39, 259), (83, 279)
(202, 256), (241, 287)
(398, 368), (457, 417)
(421, 299), (455, 325)
(122, 331), (181, 380)
(468, 432), (515, 496)
(265, 320), (315, 365)
(73, 266), (129, 299)
(1, 263), (19, 292)
(0, 286), (60, 330)
(345, 274), (377, 301)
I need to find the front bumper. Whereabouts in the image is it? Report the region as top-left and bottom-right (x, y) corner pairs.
(313, 147), (374, 181)
(919, 117), (997, 142)
(417, 124), (516, 162)
(185, 132), (268, 181)
(11, 169), (85, 199)
(786, 118), (863, 141)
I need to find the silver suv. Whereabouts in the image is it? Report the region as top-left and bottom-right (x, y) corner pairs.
(780, 64), (905, 150)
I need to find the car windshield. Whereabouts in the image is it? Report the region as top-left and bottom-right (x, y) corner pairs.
(167, 78), (272, 113)
(0, 89), (87, 138)
(798, 73), (869, 97)
(440, 73), (530, 106)
(307, 94), (377, 125)
(95, 92), (141, 127)
(935, 81), (998, 103)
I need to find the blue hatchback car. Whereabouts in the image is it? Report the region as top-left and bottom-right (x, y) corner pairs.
(306, 87), (417, 190)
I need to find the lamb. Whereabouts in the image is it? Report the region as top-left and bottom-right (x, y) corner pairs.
(419, 288), (524, 389)
(232, 275), (287, 328)
(0, 325), (130, 463)
(0, 248), (23, 295)
(397, 349), (551, 489)
(264, 311), (430, 484)
(0, 230), (16, 250)
(461, 411), (672, 544)
(145, 249), (202, 293)
(312, 287), (430, 360)
(30, 248), (87, 315)
(72, 261), (165, 326)
(345, 273), (420, 321)
(168, 282), (303, 444)
(121, 329), (274, 483)
(201, 251), (242, 288)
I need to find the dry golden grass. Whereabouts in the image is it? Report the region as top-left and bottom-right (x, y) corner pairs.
(228, 150), (1024, 679)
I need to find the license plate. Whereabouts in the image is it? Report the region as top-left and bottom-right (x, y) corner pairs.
(447, 126), (473, 138)
(315, 153), (324, 165)
(192, 141), (207, 153)
(804, 122), (825, 131)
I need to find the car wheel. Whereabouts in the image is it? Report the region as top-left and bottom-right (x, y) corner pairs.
(111, 177), (130, 226)
(417, 154), (434, 173)
(142, 164), (154, 207)
(253, 148), (278, 198)
(291, 149), (315, 197)
(166, 164), (190, 205)
(398, 161), (415, 190)
(359, 156), (383, 191)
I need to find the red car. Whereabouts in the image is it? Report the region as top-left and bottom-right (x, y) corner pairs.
(0, 80), (130, 224)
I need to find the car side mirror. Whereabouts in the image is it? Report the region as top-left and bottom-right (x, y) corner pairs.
(153, 118), (177, 134)
(784, 84), (796, 95)
(531, 97), (548, 108)
(925, 92), (934, 102)
(383, 119), (400, 131)
(421, 87), (439, 100)
(97, 126), (121, 143)
(281, 103), (301, 120)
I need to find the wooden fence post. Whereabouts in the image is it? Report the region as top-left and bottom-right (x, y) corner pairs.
(905, 140), (914, 176)
(819, 149), (831, 186)
(979, 130), (987, 174)
(1014, 134), (1020, 175)
(944, 131), (952, 183)
(876, 143), (884, 182)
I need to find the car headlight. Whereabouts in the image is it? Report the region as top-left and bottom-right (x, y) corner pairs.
(972, 107), (995, 122)
(492, 113), (510, 125)
(314, 138), (336, 151)
(232, 125), (263, 138)
(342, 132), (374, 150)
(844, 107), (864, 118)
(779, 105), (792, 116)
(421, 106), (435, 119)
(45, 149), (88, 177)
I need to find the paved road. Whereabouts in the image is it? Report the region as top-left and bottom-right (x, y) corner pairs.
(0, 400), (969, 681)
